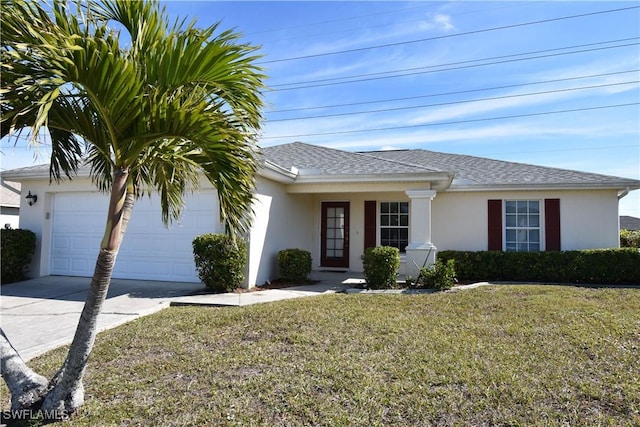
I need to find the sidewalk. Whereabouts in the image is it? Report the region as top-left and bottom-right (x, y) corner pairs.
(170, 271), (360, 307)
(171, 282), (349, 307)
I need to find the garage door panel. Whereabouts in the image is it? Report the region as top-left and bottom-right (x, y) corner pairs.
(52, 236), (70, 250)
(51, 258), (70, 272)
(51, 191), (220, 282)
(71, 236), (94, 250)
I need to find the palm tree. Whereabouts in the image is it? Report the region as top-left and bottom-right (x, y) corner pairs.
(0, 0), (265, 418)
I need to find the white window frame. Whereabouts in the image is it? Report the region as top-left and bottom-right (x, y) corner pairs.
(379, 201), (409, 253)
(504, 200), (543, 252)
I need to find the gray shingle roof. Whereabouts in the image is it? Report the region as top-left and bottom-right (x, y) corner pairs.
(261, 142), (439, 176)
(261, 142), (640, 190)
(362, 149), (640, 189)
(3, 142), (639, 191)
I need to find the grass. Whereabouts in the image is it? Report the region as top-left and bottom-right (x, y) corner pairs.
(3, 285), (640, 426)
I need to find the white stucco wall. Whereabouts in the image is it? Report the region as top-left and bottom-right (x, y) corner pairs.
(247, 177), (314, 287)
(13, 173), (624, 284)
(432, 189), (621, 251)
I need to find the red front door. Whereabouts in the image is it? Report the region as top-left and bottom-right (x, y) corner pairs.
(321, 202), (350, 268)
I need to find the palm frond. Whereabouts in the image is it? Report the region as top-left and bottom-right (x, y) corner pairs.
(2, 0), (267, 233)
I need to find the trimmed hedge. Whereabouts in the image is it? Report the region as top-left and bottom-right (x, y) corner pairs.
(438, 249), (640, 285)
(620, 229), (640, 248)
(362, 246), (400, 289)
(277, 248), (312, 282)
(193, 234), (247, 292)
(417, 259), (457, 290)
(1, 228), (37, 284)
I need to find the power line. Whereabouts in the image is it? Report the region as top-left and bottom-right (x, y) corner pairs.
(260, 5), (639, 64)
(481, 144), (639, 157)
(250, 2), (537, 43)
(271, 40), (639, 91)
(271, 38), (637, 89)
(245, 3), (436, 36)
(261, 103), (640, 139)
(268, 70), (640, 113)
(268, 81), (639, 122)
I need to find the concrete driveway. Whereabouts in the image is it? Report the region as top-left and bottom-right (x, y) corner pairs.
(0, 276), (204, 361)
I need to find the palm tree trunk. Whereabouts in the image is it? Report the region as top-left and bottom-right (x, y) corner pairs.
(41, 167), (134, 416)
(0, 329), (49, 410)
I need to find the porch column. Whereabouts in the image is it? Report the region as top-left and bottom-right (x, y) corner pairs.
(405, 190), (437, 280)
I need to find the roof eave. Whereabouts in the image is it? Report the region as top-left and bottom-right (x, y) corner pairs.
(446, 182), (640, 192)
(257, 160), (297, 183)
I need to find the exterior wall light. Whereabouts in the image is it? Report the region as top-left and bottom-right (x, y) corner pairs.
(26, 191), (38, 206)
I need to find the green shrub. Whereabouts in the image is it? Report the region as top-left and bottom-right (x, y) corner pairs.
(620, 229), (640, 248)
(1, 228), (37, 284)
(192, 233), (247, 292)
(438, 249), (640, 285)
(418, 259), (456, 290)
(362, 246), (400, 289)
(277, 248), (312, 282)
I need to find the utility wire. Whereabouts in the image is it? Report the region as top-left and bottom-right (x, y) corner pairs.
(261, 103), (639, 139)
(271, 37), (637, 88)
(251, 2), (537, 42)
(268, 81), (639, 122)
(268, 70), (640, 113)
(272, 41), (639, 91)
(260, 5), (639, 64)
(481, 144), (639, 157)
(246, 3), (435, 36)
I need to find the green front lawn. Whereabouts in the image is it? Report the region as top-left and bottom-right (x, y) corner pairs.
(5, 285), (640, 425)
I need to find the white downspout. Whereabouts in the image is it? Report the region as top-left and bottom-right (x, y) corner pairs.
(617, 186), (630, 200)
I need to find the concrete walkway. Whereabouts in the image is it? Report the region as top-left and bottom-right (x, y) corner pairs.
(170, 282), (349, 307)
(170, 271), (358, 307)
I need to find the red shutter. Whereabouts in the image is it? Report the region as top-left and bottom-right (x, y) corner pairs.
(488, 199), (502, 251)
(545, 199), (561, 251)
(364, 201), (377, 249)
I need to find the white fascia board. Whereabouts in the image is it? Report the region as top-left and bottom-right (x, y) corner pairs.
(257, 160), (297, 184)
(446, 182), (640, 192)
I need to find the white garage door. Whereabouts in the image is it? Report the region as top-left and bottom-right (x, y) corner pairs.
(50, 191), (221, 282)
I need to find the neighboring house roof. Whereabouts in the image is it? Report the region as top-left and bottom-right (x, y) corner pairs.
(0, 178), (21, 208)
(3, 142), (640, 193)
(620, 216), (640, 231)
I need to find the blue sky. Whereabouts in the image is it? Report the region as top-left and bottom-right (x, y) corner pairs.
(1, 1), (639, 216)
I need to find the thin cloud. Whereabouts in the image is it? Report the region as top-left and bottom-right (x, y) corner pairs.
(419, 14), (456, 32)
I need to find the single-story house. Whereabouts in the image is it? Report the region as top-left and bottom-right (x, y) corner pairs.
(3, 141), (639, 287)
(0, 178), (21, 229)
